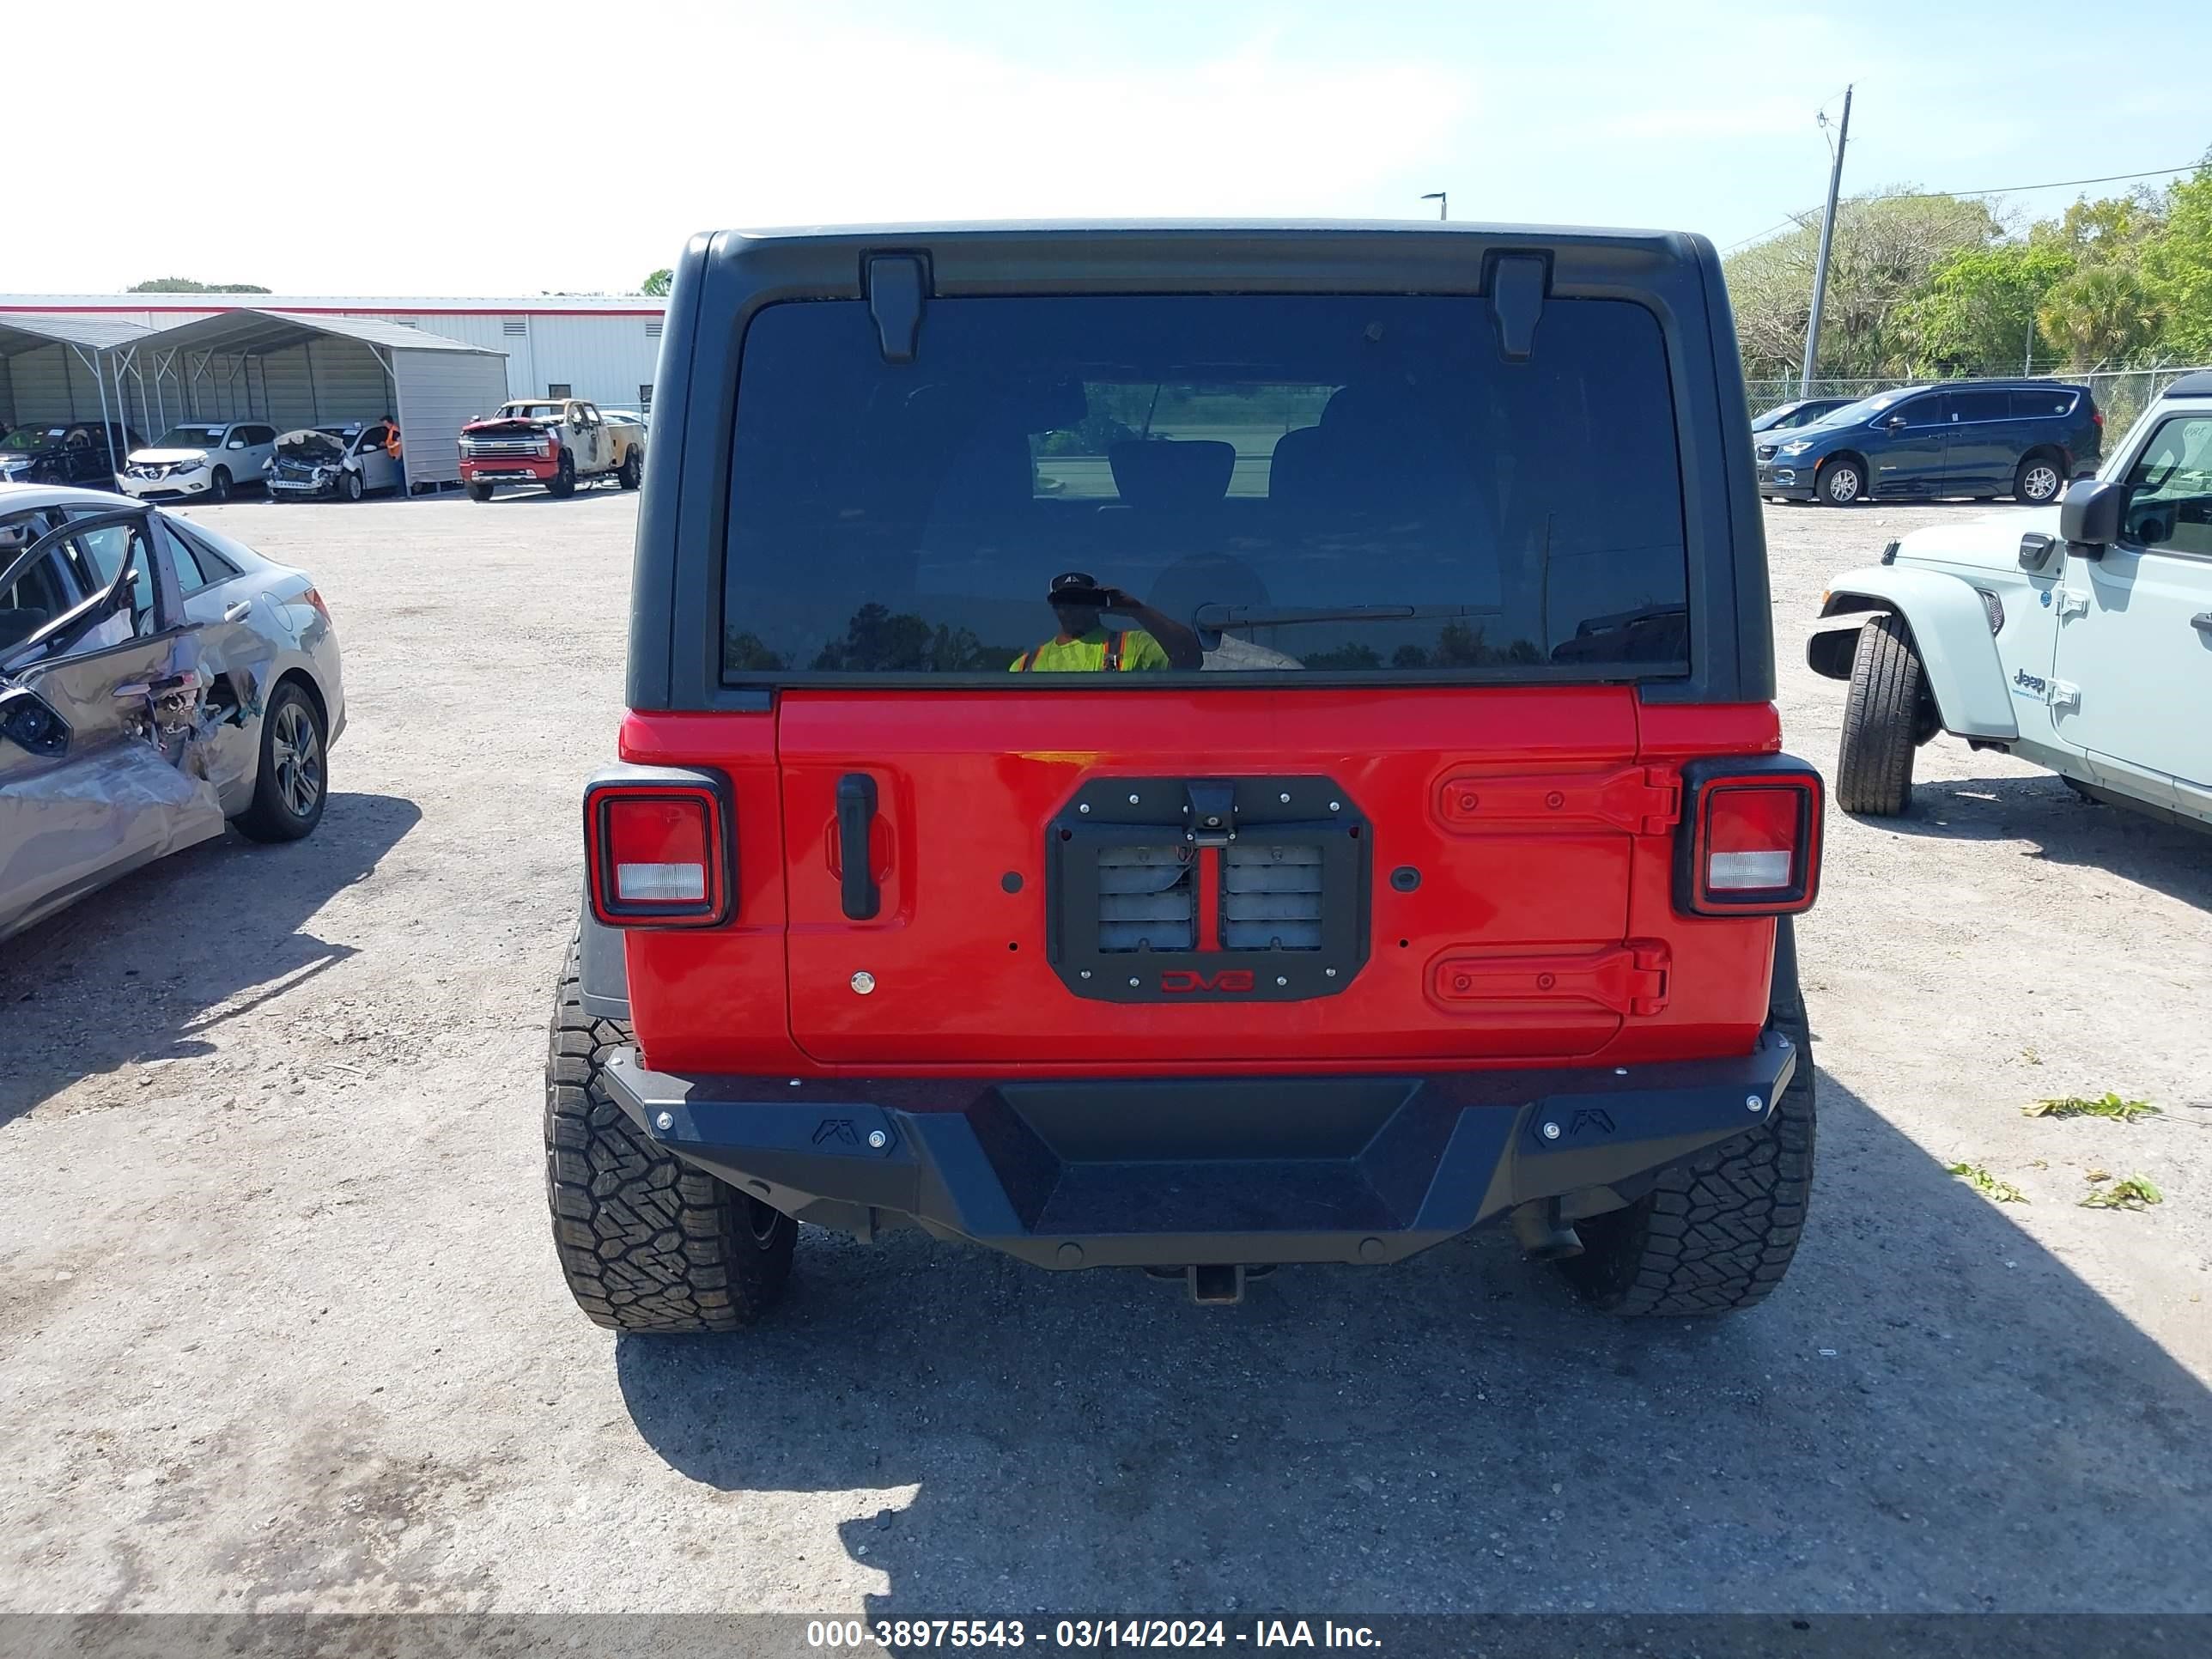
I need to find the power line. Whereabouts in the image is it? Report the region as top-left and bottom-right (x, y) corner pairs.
(1723, 160), (2203, 254)
(1876, 161), (2203, 201)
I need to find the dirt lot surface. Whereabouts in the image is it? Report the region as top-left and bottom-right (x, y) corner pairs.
(3, 489), (2207, 1617)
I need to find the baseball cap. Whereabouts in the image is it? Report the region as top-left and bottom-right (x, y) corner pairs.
(1048, 571), (1108, 604)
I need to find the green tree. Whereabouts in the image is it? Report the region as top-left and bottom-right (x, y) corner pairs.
(1724, 193), (2002, 380)
(2037, 263), (2162, 368)
(641, 269), (673, 297)
(1899, 242), (2075, 377)
(127, 277), (270, 293)
(2142, 164), (2212, 362)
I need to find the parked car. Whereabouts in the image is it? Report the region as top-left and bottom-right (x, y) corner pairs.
(0, 421), (141, 490)
(543, 221), (1826, 1334)
(1809, 369), (2212, 826)
(264, 422), (402, 502)
(0, 481), (344, 941)
(1758, 380), (2100, 507)
(117, 421), (280, 502)
(1750, 397), (1850, 434)
(458, 398), (642, 500)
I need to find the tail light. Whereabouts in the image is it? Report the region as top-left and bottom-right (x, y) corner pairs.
(1673, 757), (1822, 916)
(583, 767), (734, 927)
(2091, 408), (2104, 427)
(300, 586), (332, 625)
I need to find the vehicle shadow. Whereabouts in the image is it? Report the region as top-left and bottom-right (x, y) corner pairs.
(0, 791), (421, 1128)
(615, 1066), (2212, 1613)
(1864, 774), (2210, 911)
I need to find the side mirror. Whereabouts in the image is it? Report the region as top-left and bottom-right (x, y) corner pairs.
(1885, 414), (1909, 431)
(228, 437), (246, 448)
(2058, 478), (2128, 557)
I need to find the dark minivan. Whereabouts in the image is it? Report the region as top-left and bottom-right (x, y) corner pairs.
(1756, 380), (2100, 506)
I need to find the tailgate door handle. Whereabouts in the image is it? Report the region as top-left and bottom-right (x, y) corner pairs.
(836, 773), (881, 920)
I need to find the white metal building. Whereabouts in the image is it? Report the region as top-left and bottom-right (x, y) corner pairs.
(0, 294), (667, 424)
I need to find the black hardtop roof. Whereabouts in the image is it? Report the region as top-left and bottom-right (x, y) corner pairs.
(630, 214), (1776, 713)
(718, 216), (1700, 244)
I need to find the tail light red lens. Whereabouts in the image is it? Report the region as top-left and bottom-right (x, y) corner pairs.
(584, 773), (733, 927)
(1674, 759), (1823, 916)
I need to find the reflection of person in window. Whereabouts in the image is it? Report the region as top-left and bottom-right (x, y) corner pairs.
(1011, 571), (1202, 672)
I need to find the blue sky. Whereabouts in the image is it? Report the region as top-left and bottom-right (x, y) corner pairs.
(11, 0), (2208, 294)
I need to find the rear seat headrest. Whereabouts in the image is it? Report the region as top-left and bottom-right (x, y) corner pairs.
(1108, 439), (1236, 510)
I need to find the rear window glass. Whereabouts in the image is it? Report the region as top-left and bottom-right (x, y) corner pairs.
(721, 294), (1688, 679)
(2010, 388), (2076, 419)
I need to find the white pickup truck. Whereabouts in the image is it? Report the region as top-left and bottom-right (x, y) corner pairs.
(458, 398), (644, 501)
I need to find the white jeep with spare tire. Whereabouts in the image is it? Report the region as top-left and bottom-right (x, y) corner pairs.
(1809, 370), (2212, 829)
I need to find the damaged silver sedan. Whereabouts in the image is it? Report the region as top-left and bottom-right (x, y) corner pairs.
(0, 482), (345, 943)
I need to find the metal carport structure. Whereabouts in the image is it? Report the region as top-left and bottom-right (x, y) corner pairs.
(126, 309), (510, 489)
(0, 314), (155, 477)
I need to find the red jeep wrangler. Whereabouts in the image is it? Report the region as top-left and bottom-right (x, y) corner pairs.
(546, 222), (1822, 1329)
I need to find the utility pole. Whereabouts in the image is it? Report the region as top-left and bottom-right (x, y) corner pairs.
(1799, 84), (1852, 398)
(2024, 307), (2035, 377)
(1421, 192), (1448, 221)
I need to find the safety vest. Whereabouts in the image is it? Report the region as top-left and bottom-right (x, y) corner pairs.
(1015, 631), (1130, 672)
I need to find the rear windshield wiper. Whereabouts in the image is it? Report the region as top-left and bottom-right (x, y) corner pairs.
(1190, 603), (1485, 647)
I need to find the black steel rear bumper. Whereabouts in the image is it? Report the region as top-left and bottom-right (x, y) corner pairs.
(600, 1036), (1797, 1270)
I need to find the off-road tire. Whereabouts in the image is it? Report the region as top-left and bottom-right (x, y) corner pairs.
(2014, 453), (2063, 505)
(209, 466), (233, 501)
(233, 678), (327, 842)
(1836, 612), (1923, 816)
(544, 939), (795, 1332)
(467, 481), (495, 502)
(1815, 455), (1863, 505)
(617, 447), (641, 490)
(547, 453), (576, 499)
(1556, 918), (1815, 1316)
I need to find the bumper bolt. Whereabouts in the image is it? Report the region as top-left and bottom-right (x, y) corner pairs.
(1540, 1120), (1562, 1140)
(1325, 967), (1338, 978)
(1279, 792), (1291, 803)
(1328, 800), (1342, 812)
(1128, 793), (1141, 805)
(1275, 975), (1288, 987)
(867, 1129), (888, 1149)
(1128, 976), (1140, 988)
(1079, 803), (1091, 814)
(1745, 1094), (1763, 1112)
(653, 1112), (674, 1133)
(850, 971), (877, 995)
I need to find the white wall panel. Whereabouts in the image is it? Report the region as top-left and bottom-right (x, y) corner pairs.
(392, 350), (511, 486)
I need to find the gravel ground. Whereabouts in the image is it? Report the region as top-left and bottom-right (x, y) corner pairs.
(1, 489), (2206, 1617)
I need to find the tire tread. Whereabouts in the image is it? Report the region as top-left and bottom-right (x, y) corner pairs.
(543, 935), (793, 1332)
(1836, 613), (1922, 816)
(1557, 921), (1816, 1317)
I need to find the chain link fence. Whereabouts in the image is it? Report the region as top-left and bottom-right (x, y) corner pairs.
(1745, 366), (2211, 441)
